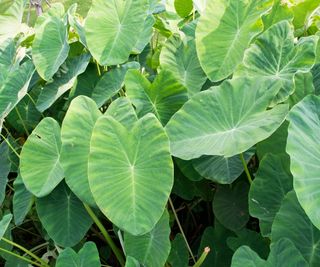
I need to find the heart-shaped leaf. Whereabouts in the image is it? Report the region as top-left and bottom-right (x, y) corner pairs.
(56, 242), (100, 267)
(89, 114), (173, 235)
(160, 36), (206, 96)
(125, 69), (188, 125)
(85, 0), (148, 65)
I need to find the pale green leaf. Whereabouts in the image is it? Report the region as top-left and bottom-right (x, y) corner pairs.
(196, 0), (272, 81)
(89, 114), (173, 235)
(20, 117), (64, 197)
(165, 78), (288, 160)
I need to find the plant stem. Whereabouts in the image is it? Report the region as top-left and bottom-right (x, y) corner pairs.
(15, 107), (30, 136)
(1, 237), (49, 267)
(240, 153), (252, 184)
(193, 247), (210, 267)
(0, 247), (43, 267)
(0, 133), (20, 158)
(95, 60), (101, 76)
(168, 197), (196, 263)
(83, 203), (125, 267)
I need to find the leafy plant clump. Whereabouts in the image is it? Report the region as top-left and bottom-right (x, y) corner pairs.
(1, 0), (320, 266)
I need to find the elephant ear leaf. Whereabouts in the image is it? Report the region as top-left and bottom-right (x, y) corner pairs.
(196, 0), (273, 82)
(32, 4), (70, 81)
(165, 78), (288, 160)
(88, 113), (174, 235)
(286, 95), (320, 230)
(20, 117), (64, 197)
(235, 21), (317, 105)
(85, 0), (149, 66)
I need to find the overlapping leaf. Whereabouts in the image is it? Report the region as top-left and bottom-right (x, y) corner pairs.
(235, 20), (317, 105)
(196, 0), (272, 81)
(286, 95), (320, 230)
(165, 78), (288, 160)
(85, 0), (148, 65)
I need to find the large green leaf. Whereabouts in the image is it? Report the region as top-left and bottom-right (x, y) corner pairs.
(165, 78), (288, 160)
(195, 0), (272, 81)
(56, 242), (100, 267)
(32, 9), (70, 81)
(249, 153), (292, 237)
(61, 96), (101, 206)
(36, 53), (91, 112)
(213, 182), (249, 231)
(0, 0), (25, 43)
(0, 142), (10, 205)
(235, 21), (317, 105)
(192, 149), (254, 184)
(286, 95), (320, 230)
(85, 0), (148, 65)
(36, 182), (93, 247)
(0, 38), (19, 85)
(13, 175), (33, 226)
(0, 60), (35, 120)
(231, 238), (308, 267)
(125, 69), (188, 125)
(271, 191), (320, 266)
(124, 210), (171, 267)
(20, 117), (64, 197)
(89, 114), (173, 235)
(160, 36), (206, 96)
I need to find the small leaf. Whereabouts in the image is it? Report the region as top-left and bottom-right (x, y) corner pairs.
(213, 182), (249, 231)
(124, 210), (171, 267)
(36, 182), (93, 247)
(32, 12), (70, 81)
(13, 175), (33, 226)
(174, 0), (193, 18)
(125, 69), (188, 125)
(56, 242), (101, 267)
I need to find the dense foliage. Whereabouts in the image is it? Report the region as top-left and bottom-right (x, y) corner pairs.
(1, 0), (320, 266)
